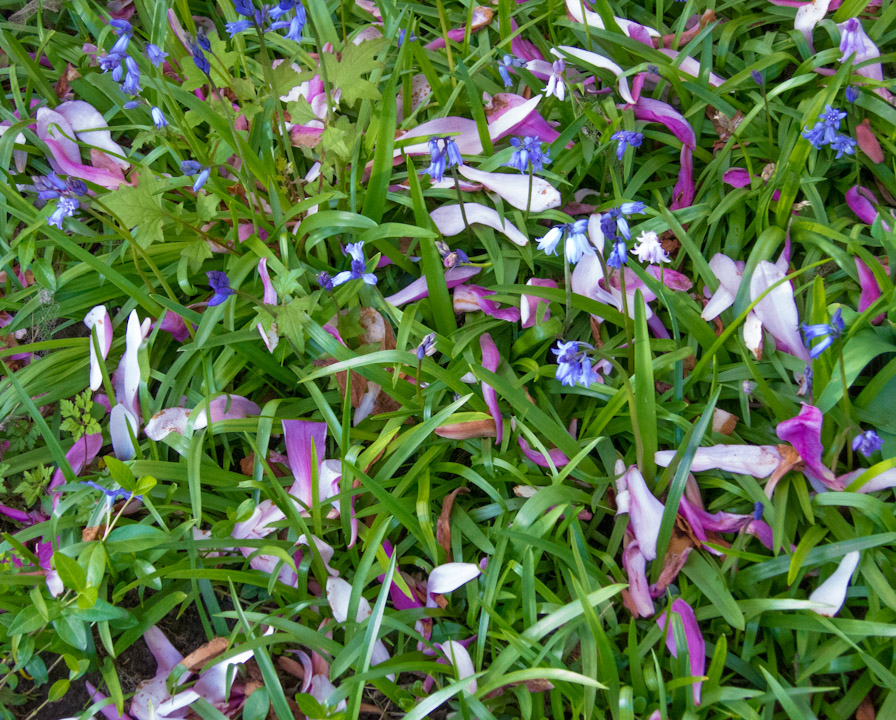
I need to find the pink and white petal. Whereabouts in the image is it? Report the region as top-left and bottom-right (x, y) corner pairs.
(743, 310), (764, 360)
(145, 407), (191, 440)
(110, 404), (139, 460)
(383, 266), (481, 307)
(86, 682), (133, 720)
(646, 265), (693, 292)
(553, 46), (635, 103)
(656, 49), (727, 87)
(480, 333), (503, 443)
(618, 465), (665, 561)
(431, 203), (528, 246)
(563, 0), (660, 38)
(457, 165), (561, 212)
(840, 467), (896, 494)
(258, 257), (277, 305)
(42, 137), (128, 189)
(84, 305), (113, 391)
(656, 599), (705, 705)
(655, 444), (783, 478)
(622, 541), (655, 617)
(521, 278), (557, 328)
(794, 0), (831, 50)
(55, 100), (128, 169)
(517, 435), (570, 467)
(155, 690), (201, 717)
(36, 108), (80, 164)
(195, 395), (263, 427)
(298, 534), (339, 576)
(438, 641), (478, 693)
(426, 562), (482, 605)
(485, 93), (561, 144)
(121, 310), (143, 417)
(808, 551), (860, 616)
(632, 97), (697, 149)
(143, 626), (184, 673)
(749, 261), (810, 361)
(309, 675), (347, 716)
(486, 94), (543, 141)
(283, 420), (328, 508)
(396, 117), (483, 158)
(776, 404), (838, 487)
(49, 432), (104, 492)
(327, 576), (373, 622)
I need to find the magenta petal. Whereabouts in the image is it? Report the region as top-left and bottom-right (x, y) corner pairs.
(517, 435), (570, 467)
(86, 681), (133, 720)
(846, 185), (880, 225)
(156, 311), (191, 342)
(855, 257), (883, 320)
(49, 432), (103, 492)
(670, 145), (695, 210)
(646, 265), (693, 292)
(202, 395), (262, 424)
(42, 137), (128, 189)
(384, 266), (481, 307)
(623, 542), (655, 617)
(656, 599), (705, 705)
(632, 98), (697, 149)
(479, 333), (503, 443)
(455, 284), (521, 322)
(258, 257), (277, 305)
(776, 404), (838, 487)
(521, 278), (557, 328)
(510, 20), (543, 61)
(722, 168), (752, 188)
(283, 420), (327, 508)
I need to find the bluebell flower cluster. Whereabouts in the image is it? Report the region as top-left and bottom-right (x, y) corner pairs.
(506, 136), (550, 173)
(536, 219), (592, 264)
(553, 340), (599, 387)
(227, 0), (306, 41)
(599, 202), (646, 268)
(34, 173), (87, 229)
(498, 54), (526, 87)
(98, 19), (143, 97)
(332, 242), (377, 286)
(610, 130), (644, 161)
(852, 429), (883, 457)
(422, 137), (463, 183)
(802, 105), (856, 158)
(801, 308), (844, 358)
(207, 271), (235, 306)
(317, 271), (334, 291)
(181, 160), (211, 191)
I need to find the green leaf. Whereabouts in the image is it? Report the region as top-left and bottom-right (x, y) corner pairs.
(321, 39), (386, 105)
(101, 169), (169, 248)
(54, 552), (86, 593)
(181, 241), (213, 273)
(48, 679), (70, 703)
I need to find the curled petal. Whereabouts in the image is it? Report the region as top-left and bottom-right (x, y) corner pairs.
(671, 145), (694, 210)
(384, 266), (480, 307)
(794, 0), (831, 51)
(855, 257), (883, 321)
(55, 100), (128, 169)
(521, 278), (557, 328)
(776, 404), (838, 487)
(438, 641), (478, 693)
(431, 203), (528, 246)
(283, 420), (328, 508)
(457, 165), (561, 212)
(143, 625), (184, 673)
(702, 254), (743, 321)
(194, 395), (262, 427)
(427, 562), (482, 605)
(258, 257), (277, 304)
(655, 445), (783, 478)
(563, 0), (660, 39)
(36, 108), (79, 164)
(656, 49), (727, 87)
(454, 284), (521, 322)
(617, 464), (665, 561)
(846, 185), (891, 230)
(743, 310), (764, 360)
(84, 305), (113, 391)
(622, 541), (655, 617)
(656, 599), (705, 705)
(808, 551), (860, 616)
(517, 435), (570, 467)
(485, 93), (560, 144)
(553, 45), (636, 103)
(434, 418), (497, 439)
(42, 137), (128, 189)
(49, 432), (104, 493)
(750, 261), (810, 361)
(632, 97), (696, 149)
(479, 333), (503, 443)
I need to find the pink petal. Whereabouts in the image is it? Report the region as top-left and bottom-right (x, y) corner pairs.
(36, 108), (79, 164)
(655, 444), (783, 478)
(855, 257), (883, 320)
(42, 137), (127, 189)
(656, 49), (727, 87)
(486, 95), (548, 142)
(510, 19), (543, 61)
(55, 100), (128, 169)
(776, 404), (839, 487)
(840, 467), (896, 494)
(671, 145), (695, 210)
(143, 626), (184, 673)
(49, 432), (103, 492)
(656, 599), (705, 704)
(563, 0), (660, 38)
(856, 119), (884, 164)
(846, 185), (890, 230)
(616, 463), (665, 561)
(623, 541), (655, 617)
(646, 265), (692, 292)
(155, 311), (191, 342)
(521, 278), (557, 328)
(258, 258), (277, 304)
(424, 6), (494, 50)
(283, 420), (328, 508)
(395, 117), (483, 158)
(749, 261), (810, 361)
(722, 168), (752, 188)
(431, 203), (529, 246)
(86, 682), (133, 720)
(808, 551), (860, 616)
(457, 165), (561, 212)
(198, 395), (262, 425)
(384, 265), (481, 306)
(479, 333), (503, 443)
(438, 641), (478, 693)
(517, 435), (570, 467)
(84, 305), (113, 391)
(632, 97), (697, 149)
(454, 284), (521, 322)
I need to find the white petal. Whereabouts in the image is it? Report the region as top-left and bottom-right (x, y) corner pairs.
(457, 165), (561, 212)
(808, 551), (860, 617)
(438, 640), (478, 693)
(655, 444), (783, 478)
(110, 404), (139, 460)
(431, 203), (529, 246)
(326, 577), (372, 623)
(427, 562), (481, 599)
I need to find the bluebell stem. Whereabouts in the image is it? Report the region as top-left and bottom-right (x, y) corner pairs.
(332, 242), (377, 286)
(317, 271), (334, 291)
(48, 197), (79, 229)
(498, 54), (525, 87)
(831, 134), (857, 159)
(506, 136), (550, 173)
(552, 340), (599, 387)
(610, 130), (644, 161)
(146, 43), (167, 67)
(151, 107), (168, 129)
(416, 333), (437, 360)
(121, 56), (141, 95)
(207, 271), (234, 306)
(607, 239), (628, 268)
(846, 85), (859, 103)
(801, 308), (844, 358)
(852, 430), (883, 457)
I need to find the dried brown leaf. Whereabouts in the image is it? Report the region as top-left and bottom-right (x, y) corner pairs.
(437, 487), (470, 553)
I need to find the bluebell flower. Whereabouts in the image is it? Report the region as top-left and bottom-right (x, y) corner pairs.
(445, 138), (463, 168)
(607, 239), (628, 268)
(437, 241), (470, 268)
(34, 172), (68, 200)
(192, 167), (211, 192)
(332, 242), (377, 286)
(536, 225), (563, 256)
(421, 137), (462, 182)
(99, 52), (124, 74)
(48, 197), (79, 229)
(831, 134), (857, 159)
(196, 31), (212, 52)
(317, 271), (334, 291)
(852, 429), (884, 457)
(846, 85), (859, 103)
(610, 130), (644, 161)
(397, 29), (418, 47)
(146, 43), (168, 67)
(498, 54), (525, 87)
(181, 160), (203, 176)
(818, 105), (847, 129)
(82, 480), (140, 506)
(270, 0), (298, 19)
(110, 33), (131, 57)
(552, 340), (599, 388)
(207, 271), (235, 306)
(151, 107), (168, 129)
(234, 0), (255, 16)
(112, 62), (124, 83)
(192, 44), (210, 74)
(416, 333), (436, 360)
(123, 100), (141, 110)
(801, 308), (844, 358)
(751, 70), (764, 86)
(601, 202), (645, 241)
(801, 123), (828, 150)
(283, 12), (306, 41)
(121, 56), (141, 95)
(753, 501), (764, 521)
(506, 136), (550, 173)
(536, 221), (593, 264)
(227, 19), (253, 36)
(66, 179), (88, 196)
(109, 19), (132, 36)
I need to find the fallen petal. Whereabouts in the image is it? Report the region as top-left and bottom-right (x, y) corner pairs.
(808, 551), (860, 616)
(457, 165), (561, 212)
(431, 203), (528, 246)
(655, 445), (783, 478)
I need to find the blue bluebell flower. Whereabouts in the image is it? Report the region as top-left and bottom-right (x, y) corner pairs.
(34, 173), (68, 200)
(66, 179), (88, 197)
(196, 31), (212, 52)
(151, 107), (168, 129)
(123, 100), (141, 110)
(830, 134), (857, 159)
(436, 241), (470, 268)
(801, 308), (844, 358)
(753, 501), (764, 521)
(109, 19), (132, 36)
(192, 167), (211, 192)
(192, 43), (210, 74)
(611, 130), (644, 161)
(110, 33), (132, 57)
(207, 271), (235, 306)
(99, 52), (124, 74)
(317, 271), (334, 291)
(270, 0), (298, 19)
(506, 136), (550, 173)
(498, 54), (525, 87)
(601, 202), (645, 241)
(227, 19), (253, 36)
(819, 105), (847, 128)
(607, 239), (628, 268)
(536, 220), (593, 264)
(234, 0), (255, 15)
(48, 197), (79, 229)
(121, 56), (141, 95)
(416, 333), (436, 360)
(82, 480), (140, 506)
(846, 85), (859, 103)
(801, 123), (828, 149)
(421, 137), (463, 182)
(802, 105), (850, 150)
(445, 138), (464, 168)
(181, 160), (203, 176)
(397, 29), (418, 47)
(146, 43), (167, 67)
(552, 340), (599, 387)
(852, 429), (884, 457)
(332, 242), (377, 286)
(536, 225), (563, 256)
(751, 70), (764, 86)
